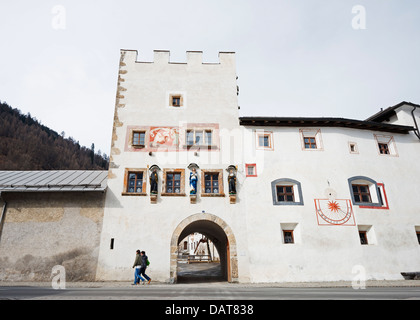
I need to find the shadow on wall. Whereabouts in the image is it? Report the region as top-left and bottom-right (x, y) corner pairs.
(0, 247), (99, 282)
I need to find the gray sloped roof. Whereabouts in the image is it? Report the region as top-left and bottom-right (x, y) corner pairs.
(0, 170), (108, 192)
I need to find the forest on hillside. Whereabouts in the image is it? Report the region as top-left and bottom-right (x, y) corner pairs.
(0, 101), (109, 170)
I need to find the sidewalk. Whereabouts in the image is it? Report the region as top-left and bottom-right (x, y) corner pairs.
(1, 279), (420, 288)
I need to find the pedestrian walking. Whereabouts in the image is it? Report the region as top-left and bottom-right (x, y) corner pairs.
(140, 251), (151, 284)
(132, 249), (145, 285)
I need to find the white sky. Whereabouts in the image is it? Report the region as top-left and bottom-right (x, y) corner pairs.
(1, 0), (419, 155)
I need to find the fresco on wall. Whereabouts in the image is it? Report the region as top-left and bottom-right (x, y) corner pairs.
(314, 199), (355, 226)
(149, 127), (179, 148)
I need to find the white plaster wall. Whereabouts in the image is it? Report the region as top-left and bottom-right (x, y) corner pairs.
(96, 50), (251, 282)
(241, 123), (420, 283)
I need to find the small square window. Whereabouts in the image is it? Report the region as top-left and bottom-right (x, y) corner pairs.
(259, 135), (270, 147)
(416, 231), (420, 245)
(378, 143), (390, 155)
(359, 231), (368, 245)
(283, 230), (294, 244)
(245, 164), (257, 177)
(256, 131), (273, 150)
(172, 96), (181, 107)
(349, 142), (358, 154)
(304, 137), (316, 149)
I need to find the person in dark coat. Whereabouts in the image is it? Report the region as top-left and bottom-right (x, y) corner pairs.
(132, 249), (145, 285)
(140, 251), (151, 284)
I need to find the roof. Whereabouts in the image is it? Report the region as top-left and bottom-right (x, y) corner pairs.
(239, 116), (414, 134)
(0, 170), (108, 193)
(365, 101), (420, 123)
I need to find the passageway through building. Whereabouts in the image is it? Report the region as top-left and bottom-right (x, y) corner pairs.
(177, 231), (222, 283)
(171, 216), (236, 283)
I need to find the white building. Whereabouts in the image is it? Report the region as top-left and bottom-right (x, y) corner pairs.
(95, 49), (420, 283)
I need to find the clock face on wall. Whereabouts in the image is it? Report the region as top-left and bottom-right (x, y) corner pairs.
(314, 199), (355, 226)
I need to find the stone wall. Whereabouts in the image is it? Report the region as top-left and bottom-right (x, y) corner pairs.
(0, 192), (105, 281)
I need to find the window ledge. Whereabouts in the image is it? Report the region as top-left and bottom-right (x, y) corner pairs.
(131, 144), (146, 149)
(201, 193), (225, 197)
(161, 193), (186, 197)
(121, 192), (147, 196)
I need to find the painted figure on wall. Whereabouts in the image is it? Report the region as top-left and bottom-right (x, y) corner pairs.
(228, 169), (236, 195)
(150, 169), (158, 194)
(189, 168), (198, 194)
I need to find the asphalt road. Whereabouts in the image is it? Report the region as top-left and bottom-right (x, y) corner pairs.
(1, 284), (420, 300)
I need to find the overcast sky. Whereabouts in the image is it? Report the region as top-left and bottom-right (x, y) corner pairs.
(1, 0), (419, 155)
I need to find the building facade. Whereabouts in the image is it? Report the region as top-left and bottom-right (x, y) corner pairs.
(95, 49), (420, 283)
(1, 50), (419, 284)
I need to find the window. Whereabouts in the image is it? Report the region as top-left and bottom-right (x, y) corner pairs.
(276, 185), (294, 202)
(172, 96), (181, 107)
(162, 169), (185, 196)
(280, 223), (299, 244)
(283, 230), (294, 244)
(378, 143), (389, 155)
(348, 176), (384, 207)
(169, 93), (184, 108)
(259, 135), (270, 147)
(166, 172), (181, 194)
(374, 134), (398, 156)
(201, 170), (224, 196)
(358, 225), (376, 245)
(303, 137), (317, 149)
(349, 142), (358, 154)
(255, 131), (273, 150)
(245, 164), (257, 177)
(299, 129), (323, 151)
(186, 130), (212, 146)
(359, 231), (368, 245)
(123, 169), (147, 195)
(132, 131), (146, 146)
(415, 227), (420, 245)
(271, 178), (304, 205)
(204, 173), (219, 194)
(352, 184), (371, 203)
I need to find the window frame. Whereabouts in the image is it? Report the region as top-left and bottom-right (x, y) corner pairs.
(271, 178), (304, 206)
(245, 163), (257, 177)
(132, 130), (146, 147)
(122, 168), (147, 196)
(299, 128), (323, 151)
(348, 176), (384, 207)
(283, 230), (294, 244)
(201, 169), (225, 197)
(359, 231), (368, 245)
(276, 185), (295, 203)
(161, 169), (186, 196)
(374, 134), (398, 157)
(255, 131), (274, 150)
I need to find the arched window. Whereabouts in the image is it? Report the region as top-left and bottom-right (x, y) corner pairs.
(271, 178), (304, 206)
(348, 176), (383, 207)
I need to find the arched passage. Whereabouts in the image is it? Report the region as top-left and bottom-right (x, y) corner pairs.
(170, 213), (238, 283)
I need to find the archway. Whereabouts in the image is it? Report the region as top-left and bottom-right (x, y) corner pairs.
(170, 213), (238, 283)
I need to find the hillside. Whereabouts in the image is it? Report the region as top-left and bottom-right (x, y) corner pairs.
(0, 101), (109, 170)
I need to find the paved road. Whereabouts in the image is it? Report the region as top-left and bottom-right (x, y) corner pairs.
(1, 284), (420, 300)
